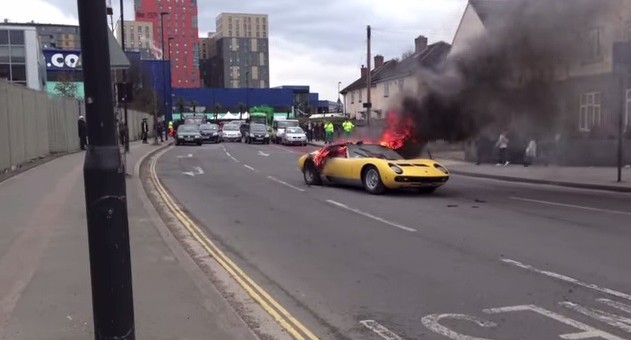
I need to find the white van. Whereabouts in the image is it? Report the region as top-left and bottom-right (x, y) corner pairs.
(271, 119), (299, 144)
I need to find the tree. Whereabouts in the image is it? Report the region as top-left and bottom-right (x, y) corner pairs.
(129, 85), (158, 114)
(401, 49), (414, 60)
(237, 102), (246, 119)
(54, 81), (78, 99)
(175, 97), (186, 113)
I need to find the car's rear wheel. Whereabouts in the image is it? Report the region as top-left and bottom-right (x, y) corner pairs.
(362, 166), (386, 195)
(417, 187), (437, 194)
(303, 161), (322, 186)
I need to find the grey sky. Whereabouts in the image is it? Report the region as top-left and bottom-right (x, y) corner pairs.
(5, 0), (466, 100)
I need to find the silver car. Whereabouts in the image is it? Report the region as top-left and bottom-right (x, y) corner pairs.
(176, 124), (203, 146)
(220, 124), (242, 142)
(282, 127), (307, 146)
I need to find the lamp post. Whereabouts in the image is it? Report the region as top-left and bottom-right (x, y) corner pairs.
(246, 71), (250, 114)
(119, 0), (130, 152)
(159, 11), (169, 144)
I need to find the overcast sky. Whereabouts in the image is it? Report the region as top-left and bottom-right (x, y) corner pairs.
(4, 0), (466, 100)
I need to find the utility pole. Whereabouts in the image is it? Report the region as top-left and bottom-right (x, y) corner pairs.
(618, 74), (625, 183)
(76, 0), (135, 339)
(366, 25), (372, 126)
(160, 11), (169, 145)
(613, 42), (630, 183)
(119, 0), (130, 153)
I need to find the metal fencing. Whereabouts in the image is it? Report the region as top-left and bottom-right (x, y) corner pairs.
(0, 81), (153, 172)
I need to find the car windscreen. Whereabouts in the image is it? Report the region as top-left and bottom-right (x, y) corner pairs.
(285, 127), (304, 134)
(200, 124), (217, 131)
(277, 121), (299, 128)
(178, 125), (199, 133)
(348, 145), (403, 160)
(223, 125), (239, 131)
(250, 125), (267, 133)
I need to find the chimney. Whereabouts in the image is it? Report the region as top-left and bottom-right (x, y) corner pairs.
(361, 65), (367, 78)
(415, 35), (428, 53)
(374, 55), (384, 69)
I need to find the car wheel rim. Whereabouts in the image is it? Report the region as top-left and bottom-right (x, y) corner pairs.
(305, 167), (314, 182)
(366, 169), (379, 190)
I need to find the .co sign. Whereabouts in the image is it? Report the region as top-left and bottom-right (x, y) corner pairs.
(43, 49), (82, 71)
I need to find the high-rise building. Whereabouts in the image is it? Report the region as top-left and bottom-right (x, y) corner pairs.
(134, 0), (200, 88)
(0, 25), (46, 90)
(0, 21), (80, 50)
(114, 20), (155, 60)
(200, 13), (269, 89)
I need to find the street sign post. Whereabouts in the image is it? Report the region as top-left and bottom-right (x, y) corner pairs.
(613, 42), (631, 183)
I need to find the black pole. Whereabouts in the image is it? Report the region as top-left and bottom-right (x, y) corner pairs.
(120, 0), (130, 153)
(618, 74), (625, 183)
(160, 12), (169, 144)
(77, 0), (135, 339)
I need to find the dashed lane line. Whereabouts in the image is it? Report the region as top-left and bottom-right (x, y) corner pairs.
(501, 258), (631, 301)
(267, 176), (306, 192)
(510, 196), (631, 216)
(244, 164), (258, 172)
(325, 199), (417, 233)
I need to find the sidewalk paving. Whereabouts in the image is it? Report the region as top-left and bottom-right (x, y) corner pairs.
(434, 151), (631, 193)
(0, 141), (257, 339)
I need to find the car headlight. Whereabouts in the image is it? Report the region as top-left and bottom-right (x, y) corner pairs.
(265, 134), (269, 138)
(388, 163), (403, 174)
(434, 164), (449, 174)
(194, 135), (200, 138)
(212, 132), (218, 136)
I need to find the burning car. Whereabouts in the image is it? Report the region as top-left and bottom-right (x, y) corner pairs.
(297, 141), (449, 195)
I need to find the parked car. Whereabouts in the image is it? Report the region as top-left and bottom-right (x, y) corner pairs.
(271, 119), (300, 143)
(244, 123), (270, 144)
(282, 126), (307, 146)
(175, 124), (203, 146)
(220, 124), (242, 142)
(199, 123), (220, 143)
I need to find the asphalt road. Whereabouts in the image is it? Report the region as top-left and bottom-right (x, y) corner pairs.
(156, 141), (631, 340)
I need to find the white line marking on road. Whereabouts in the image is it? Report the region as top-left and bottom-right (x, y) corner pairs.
(325, 200), (417, 232)
(421, 314), (496, 340)
(510, 196), (631, 216)
(560, 301), (631, 333)
(226, 152), (232, 157)
(193, 166), (204, 175)
(273, 145), (297, 153)
(183, 172), (195, 177)
(267, 176), (306, 192)
(501, 259), (631, 301)
(359, 320), (403, 340)
(243, 164), (258, 172)
(597, 299), (631, 314)
(258, 151), (270, 157)
(483, 305), (625, 340)
(177, 153), (193, 158)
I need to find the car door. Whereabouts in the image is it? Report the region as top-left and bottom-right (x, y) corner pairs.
(320, 146), (354, 183)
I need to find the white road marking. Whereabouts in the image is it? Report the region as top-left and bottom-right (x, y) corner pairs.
(359, 320), (403, 340)
(597, 299), (631, 314)
(258, 151), (270, 157)
(483, 305), (624, 340)
(421, 314), (496, 340)
(226, 152), (232, 157)
(193, 166), (204, 175)
(182, 172), (195, 177)
(501, 258), (631, 301)
(243, 164), (258, 172)
(267, 176), (306, 192)
(560, 301), (631, 333)
(273, 145), (297, 153)
(325, 200), (417, 232)
(177, 153), (193, 158)
(510, 196), (631, 216)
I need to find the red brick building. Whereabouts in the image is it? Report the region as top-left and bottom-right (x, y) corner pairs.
(135, 0), (200, 88)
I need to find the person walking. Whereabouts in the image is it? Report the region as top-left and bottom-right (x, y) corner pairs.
(342, 119), (354, 138)
(524, 137), (537, 167)
(324, 121), (334, 144)
(141, 118), (149, 144)
(157, 121), (164, 143)
(495, 131), (509, 166)
(78, 116), (87, 150)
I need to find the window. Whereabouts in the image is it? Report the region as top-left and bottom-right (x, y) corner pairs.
(0, 64), (9, 80)
(579, 92), (602, 131)
(0, 47), (8, 62)
(10, 46), (25, 63)
(350, 91), (354, 104)
(586, 28), (601, 60)
(11, 64), (26, 82)
(0, 30), (8, 45)
(384, 82), (390, 97)
(10, 31), (25, 45)
(358, 89), (362, 103)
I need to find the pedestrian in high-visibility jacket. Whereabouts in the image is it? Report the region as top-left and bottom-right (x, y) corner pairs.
(168, 121), (174, 137)
(324, 121), (334, 144)
(342, 119), (354, 137)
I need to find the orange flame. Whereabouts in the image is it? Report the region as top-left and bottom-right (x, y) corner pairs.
(378, 110), (415, 150)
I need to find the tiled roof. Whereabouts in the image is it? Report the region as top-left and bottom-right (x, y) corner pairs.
(340, 41), (451, 94)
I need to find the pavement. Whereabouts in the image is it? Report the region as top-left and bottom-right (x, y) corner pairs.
(0, 140), (257, 339)
(155, 141), (631, 339)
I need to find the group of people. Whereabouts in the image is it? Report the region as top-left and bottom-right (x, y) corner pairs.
(476, 130), (539, 167)
(302, 119), (355, 144)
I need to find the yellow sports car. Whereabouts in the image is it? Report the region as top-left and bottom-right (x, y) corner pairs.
(297, 142), (449, 194)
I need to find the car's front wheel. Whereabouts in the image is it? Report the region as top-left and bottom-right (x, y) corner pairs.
(362, 166), (386, 195)
(303, 161), (322, 186)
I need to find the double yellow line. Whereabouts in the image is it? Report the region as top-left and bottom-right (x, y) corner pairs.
(149, 152), (319, 340)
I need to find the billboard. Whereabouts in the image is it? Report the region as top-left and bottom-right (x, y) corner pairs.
(43, 49), (82, 71)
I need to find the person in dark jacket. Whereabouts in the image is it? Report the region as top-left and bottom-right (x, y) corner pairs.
(78, 116), (87, 150)
(141, 118), (149, 143)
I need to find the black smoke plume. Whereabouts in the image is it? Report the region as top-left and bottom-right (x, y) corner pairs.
(390, 0), (615, 155)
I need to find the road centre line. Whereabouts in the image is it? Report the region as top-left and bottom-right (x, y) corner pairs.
(359, 320), (403, 340)
(243, 164), (258, 172)
(267, 176), (306, 192)
(510, 196), (631, 216)
(325, 199), (417, 232)
(149, 151), (318, 340)
(501, 258), (631, 301)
